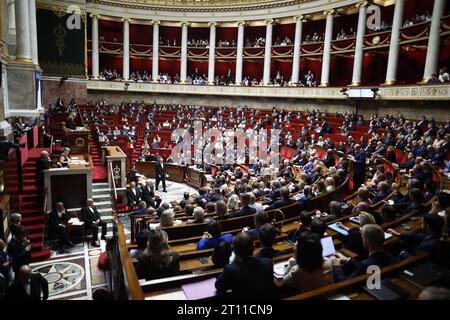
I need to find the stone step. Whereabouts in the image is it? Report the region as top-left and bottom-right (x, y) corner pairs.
(92, 194), (113, 201)
(92, 188), (111, 193)
(93, 183), (109, 188)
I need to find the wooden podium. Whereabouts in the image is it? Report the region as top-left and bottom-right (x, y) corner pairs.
(63, 127), (90, 155)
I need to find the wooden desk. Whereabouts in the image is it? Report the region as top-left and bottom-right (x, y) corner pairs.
(136, 162), (186, 183)
(45, 155), (94, 210)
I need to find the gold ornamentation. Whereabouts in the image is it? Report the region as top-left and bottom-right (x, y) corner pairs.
(372, 36), (381, 45)
(75, 138), (85, 146)
(54, 23), (68, 56)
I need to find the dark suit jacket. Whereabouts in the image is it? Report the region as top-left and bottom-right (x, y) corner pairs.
(126, 188), (141, 205)
(6, 274), (49, 300)
(7, 238), (32, 273)
(48, 210), (70, 230)
(371, 191), (388, 204)
(215, 256), (277, 299)
(35, 157), (50, 185)
(155, 163), (165, 178)
(141, 186), (155, 203)
(80, 206), (101, 224)
(353, 151), (366, 175)
(65, 117), (76, 130)
(265, 198), (294, 211)
(333, 251), (399, 282)
(228, 205), (256, 218)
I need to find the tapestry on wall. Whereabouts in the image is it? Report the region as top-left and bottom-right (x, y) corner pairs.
(37, 8), (86, 78)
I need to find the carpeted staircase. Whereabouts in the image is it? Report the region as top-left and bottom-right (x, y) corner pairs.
(90, 137), (108, 183)
(4, 148), (52, 262)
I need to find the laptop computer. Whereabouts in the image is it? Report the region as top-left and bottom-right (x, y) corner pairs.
(401, 264), (448, 288)
(363, 279), (409, 300)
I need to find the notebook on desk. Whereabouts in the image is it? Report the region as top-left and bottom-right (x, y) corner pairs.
(182, 277), (217, 300)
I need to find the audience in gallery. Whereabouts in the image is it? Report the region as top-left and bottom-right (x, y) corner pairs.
(28, 98), (450, 300)
(335, 27), (356, 40)
(403, 11), (432, 27)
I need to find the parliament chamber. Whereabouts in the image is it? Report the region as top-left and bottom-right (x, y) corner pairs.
(0, 0), (449, 305)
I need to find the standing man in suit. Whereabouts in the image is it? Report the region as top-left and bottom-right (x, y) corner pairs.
(126, 181), (141, 209)
(352, 144), (366, 191)
(6, 265), (48, 300)
(35, 151), (51, 204)
(49, 202), (74, 253)
(155, 156), (167, 192)
(80, 199), (107, 247)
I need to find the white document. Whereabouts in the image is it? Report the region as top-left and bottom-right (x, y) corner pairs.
(273, 261), (289, 279)
(320, 236), (336, 257)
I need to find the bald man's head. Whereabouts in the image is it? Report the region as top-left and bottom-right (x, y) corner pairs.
(19, 265), (32, 283)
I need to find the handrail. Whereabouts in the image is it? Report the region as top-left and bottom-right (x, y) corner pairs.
(43, 187), (48, 214)
(109, 161), (118, 201)
(116, 222), (145, 300)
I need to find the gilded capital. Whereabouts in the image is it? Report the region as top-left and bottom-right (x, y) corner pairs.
(294, 15), (304, 21)
(265, 19), (275, 25)
(151, 20), (161, 25)
(237, 21), (247, 27)
(121, 17), (131, 23)
(181, 21), (190, 27)
(209, 22), (218, 27)
(356, 1), (369, 9)
(323, 9), (335, 16)
(90, 13), (100, 19)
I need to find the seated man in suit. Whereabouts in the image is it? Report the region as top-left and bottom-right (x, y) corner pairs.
(228, 193), (256, 218)
(370, 181), (390, 204)
(80, 198), (107, 247)
(256, 223), (287, 259)
(265, 186), (293, 211)
(246, 211), (270, 241)
(387, 213), (444, 259)
(6, 265), (48, 301)
(331, 224), (399, 282)
(129, 201), (152, 218)
(215, 232), (278, 299)
(126, 181), (141, 209)
(141, 180), (161, 209)
(49, 202), (74, 253)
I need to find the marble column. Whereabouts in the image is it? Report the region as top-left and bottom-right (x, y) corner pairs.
(263, 19), (274, 85)
(122, 18), (130, 80)
(91, 14), (100, 79)
(350, 1), (368, 86)
(291, 15), (303, 84)
(152, 20), (160, 82)
(320, 9), (334, 87)
(28, 0), (38, 66)
(235, 21), (245, 85)
(422, 0), (446, 82)
(14, 0), (32, 63)
(208, 22), (217, 84)
(384, 0), (405, 85)
(180, 22), (188, 83)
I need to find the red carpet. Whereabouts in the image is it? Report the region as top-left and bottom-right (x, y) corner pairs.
(93, 166), (108, 182)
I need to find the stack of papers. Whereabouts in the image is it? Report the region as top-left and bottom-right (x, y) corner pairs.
(68, 218), (84, 226)
(273, 261), (288, 279)
(69, 160), (89, 165)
